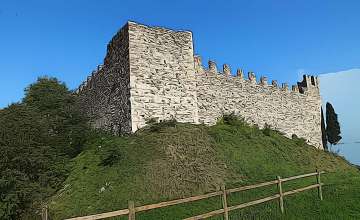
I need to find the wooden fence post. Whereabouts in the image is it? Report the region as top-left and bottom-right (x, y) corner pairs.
(41, 205), (48, 220)
(128, 200), (136, 220)
(277, 176), (284, 213)
(221, 184), (229, 220)
(316, 169), (323, 200)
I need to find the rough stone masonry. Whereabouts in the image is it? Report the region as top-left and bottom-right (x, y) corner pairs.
(77, 21), (323, 149)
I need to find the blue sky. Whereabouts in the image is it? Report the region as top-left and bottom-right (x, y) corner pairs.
(320, 70), (360, 165)
(0, 1), (359, 163)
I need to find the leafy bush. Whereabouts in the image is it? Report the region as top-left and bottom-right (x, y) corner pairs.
(217, 113), (248, 127)
(262, 123), (272, 136)
(221, 113), (239, 125)
(291, 134), (307, 146)
(98, 146), (122, 166)
(0, 77), (89, 219)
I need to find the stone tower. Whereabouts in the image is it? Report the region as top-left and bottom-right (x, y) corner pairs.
(77, 21), (199, 134)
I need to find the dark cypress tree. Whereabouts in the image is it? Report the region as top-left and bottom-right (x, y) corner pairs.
(321, 107), (328, 151)
(326, 102), (342, 151)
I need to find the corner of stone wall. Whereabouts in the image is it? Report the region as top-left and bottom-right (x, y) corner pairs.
(77, 21), (133, 134)
(127, 22), (199, 131)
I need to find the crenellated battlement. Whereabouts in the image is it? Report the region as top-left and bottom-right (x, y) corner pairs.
(192, 53), (322, 148)
(77, 21), (323, 149)
(297, 75), (320, 94)
(193, 55), (319, 95)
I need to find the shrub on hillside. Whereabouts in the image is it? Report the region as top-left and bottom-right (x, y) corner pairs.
(98, 146), (122, 167)
(262, 123), (272, 136)
(291, 134), (307, 146)
(218, 113), (247, 127)
(221, 113), (239, 125)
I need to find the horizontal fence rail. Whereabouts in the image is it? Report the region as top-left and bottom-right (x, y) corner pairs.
(62, 170), (325, 220)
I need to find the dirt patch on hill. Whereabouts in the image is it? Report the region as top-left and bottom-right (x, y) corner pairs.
(142, 125), (226, 199)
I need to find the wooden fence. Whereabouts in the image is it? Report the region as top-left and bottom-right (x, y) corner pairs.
(51, 170), (324, 220)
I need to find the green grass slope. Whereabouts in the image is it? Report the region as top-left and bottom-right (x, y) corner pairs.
(49, 118), (360, 220)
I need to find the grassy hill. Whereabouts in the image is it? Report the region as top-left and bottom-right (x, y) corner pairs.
(49, 117), (360, 220)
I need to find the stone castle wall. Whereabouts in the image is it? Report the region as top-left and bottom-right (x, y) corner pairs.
(194, 57), (322, 148)
(77, 21), (323, 149)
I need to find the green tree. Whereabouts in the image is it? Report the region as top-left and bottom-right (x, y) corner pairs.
(0, 77), (89, 219)
(321, 107), (328, 151)
(325, 102), (342, 151)
(23, 77), (88, 157)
